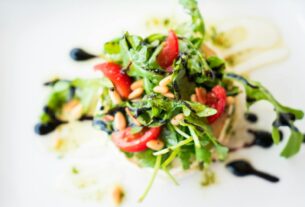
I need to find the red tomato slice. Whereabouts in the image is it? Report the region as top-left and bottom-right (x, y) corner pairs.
(94, 62), (132, 99)
(157, 30), (179, 69)
(112, 127), (162, 152)
(206, 85), (227, 123)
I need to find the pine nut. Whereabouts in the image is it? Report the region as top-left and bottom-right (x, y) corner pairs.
(114, 112), (126, 131)
(159, 75), (172, 87)
(175, 113), (184, 121)
(146, 139), (164, 151)
(125, 107), (141, 126)
(195, 87), (207, 104)
(190, 94), (197, 102)
(112, 185), (124, 206)
(60, 99), (83, 121)
(153, 86), (169, 94)
(170, 113), (184, 125)
(103, 115), (114, 122)
(131, 98), (141, 102)
(170, 119), (179, 126)
(226, 96), (235, 105)
(131, 79), (144, 90)
(164, 92), (175, 99)
(128, 88), (144, 99)
(110, 90), (122, 104)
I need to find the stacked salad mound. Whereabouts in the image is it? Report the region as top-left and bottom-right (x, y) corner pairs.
(35, 0), (304, 201)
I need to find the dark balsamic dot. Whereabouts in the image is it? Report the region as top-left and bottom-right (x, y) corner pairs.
(34, 123), (58, 135)
(244, 112), (258, 123)
(226, 160), (279, 183)
(70, 48), (96, 61)
(226, 160), (253, 177)
(79, 116), (93, 121)
(247, 129), (273, 148)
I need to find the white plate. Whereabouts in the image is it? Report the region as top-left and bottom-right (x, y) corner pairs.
(1, 0), (305, 206)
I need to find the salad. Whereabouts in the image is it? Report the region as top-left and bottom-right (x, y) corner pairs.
(35, 0), (304, 201)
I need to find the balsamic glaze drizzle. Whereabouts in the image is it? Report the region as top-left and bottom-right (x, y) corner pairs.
(246, 129), (283, 148)
(226, 160), (279, 183)
(70, 48), (96, 61)
(34, 107), (64, 135)
(244, 112), (258, 123)
(34, 107), (94, 136)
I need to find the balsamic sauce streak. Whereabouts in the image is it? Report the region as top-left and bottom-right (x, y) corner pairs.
(92, 120), (112, 134)
(246, 129), (283, 148)
(226, 73), (259, 89)
(273, 112), (298, 131)
(244, 112), (258, 123)
(34, 107), (65, 135)
(226, 160), (279, 183)
(34, 107), (94, 136)
(70, 48), (97, 61)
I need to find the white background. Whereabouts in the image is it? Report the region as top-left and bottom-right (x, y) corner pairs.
(1, 0), (305, 206)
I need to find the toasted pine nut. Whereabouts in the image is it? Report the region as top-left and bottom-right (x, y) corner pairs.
(164, 92), (175, 99)
(110, 90), (122, 104)
(190, 94), (197, 102)
(170, 119), (179, 126)
(103, 115), (114, 122)
(153, 86), (169, 94)
(112, 185), (124, 206)
(174, 113), (184, 121)
(131, 79), (144, 90)
(159, 75), (172, 87)
(146, 139), (164, 151)
(60, 99), (83, 121)
(195, 87), (207, 104)
(125, 107), (141, 126)
(170, 113), (184, 125)
(128, 88), (144, 99)
(114, 112), (126, 131)
(226, 96), (235, 105)
(131, 98), (141, 102)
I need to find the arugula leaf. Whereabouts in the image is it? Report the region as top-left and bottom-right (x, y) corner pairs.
(178, 0), (205, 47)
(135, 150), (157, 168)
(139, 155), (162, 202)
(103, 38), (122, 63)
(225, 72), (304, 157)
(281, 130), (304, 157)
(183, 101), (217, 117)
(172, 65), (196, 100)
(179, 145), (194, 170)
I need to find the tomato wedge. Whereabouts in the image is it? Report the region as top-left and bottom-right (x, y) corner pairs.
(94, 62), (132, 99)
(206, 85), (227, 123)
(157, 30), (179, 69)
(112, 127), (162, 152)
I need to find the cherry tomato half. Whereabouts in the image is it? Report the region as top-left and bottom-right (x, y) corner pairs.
(157, 30), (179, 69)
(94, 62), (132, 99)
(112, 127), (162, 152)
(206, 85), (227, 123)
